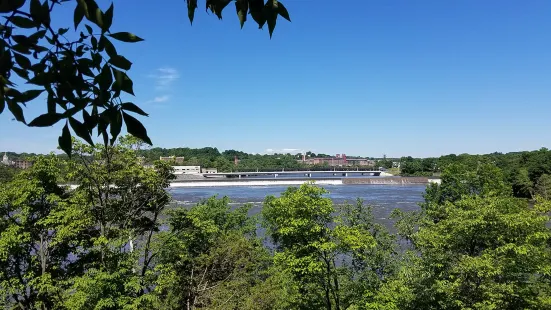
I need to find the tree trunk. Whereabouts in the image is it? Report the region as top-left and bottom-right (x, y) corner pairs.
(332, 259), (341, 310)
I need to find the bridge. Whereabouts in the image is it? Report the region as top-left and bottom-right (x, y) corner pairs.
(202, 170), (383, 179)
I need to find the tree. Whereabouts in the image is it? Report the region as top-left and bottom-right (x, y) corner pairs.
(0, 155), (82, 308)
(262, 184), (397, 310)
(262, 183), (339, 309)
(369, 196), (551, 310)
(535, 174), (551, 200)
(0, 164), (17, 183)
(60, 138), (175, 309)
(510, 168), (534, 199)
(335, 199), (398, 308)
(150, 196), (270, 309)
(0, 0), (291, 155)
(423, 162), (511, 217)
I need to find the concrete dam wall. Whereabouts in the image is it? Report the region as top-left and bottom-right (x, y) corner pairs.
(343, 177), (436, 185)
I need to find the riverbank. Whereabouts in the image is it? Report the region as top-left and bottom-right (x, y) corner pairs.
(169, 177), (441, 188)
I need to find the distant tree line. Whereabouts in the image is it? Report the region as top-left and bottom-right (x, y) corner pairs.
(399, 148), (551, 199)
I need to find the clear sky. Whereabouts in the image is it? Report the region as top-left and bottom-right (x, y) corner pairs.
(1, 0), (550, 158)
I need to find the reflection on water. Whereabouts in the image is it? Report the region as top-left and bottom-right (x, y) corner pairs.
(169, 184), (426, 228)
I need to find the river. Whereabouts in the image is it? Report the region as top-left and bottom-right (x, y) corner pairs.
(169, 184), (427, 228)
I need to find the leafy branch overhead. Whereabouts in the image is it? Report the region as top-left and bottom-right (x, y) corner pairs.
(0, 0), (291, 156)
(189, 0), (291, 35)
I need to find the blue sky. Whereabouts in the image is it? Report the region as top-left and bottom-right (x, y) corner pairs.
(1, 0), (550, 157)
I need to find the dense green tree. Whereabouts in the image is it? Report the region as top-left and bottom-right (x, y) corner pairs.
(423, 162), (511, 211)
(335, 199), (398, 308)
(62, 139), (175, 309)
(262, 184), (397, 310)
(150, 196), (271, 309)
(0, 156), (77, 308)
(535, 174), (551, 200)
(510, 168), (534, 198)
(369, 196), (551, 310)
(263, 184), (338, 309)
(0, 164), (18, 183)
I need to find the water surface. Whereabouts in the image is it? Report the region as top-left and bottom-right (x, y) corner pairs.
(169, 184), (426, 227)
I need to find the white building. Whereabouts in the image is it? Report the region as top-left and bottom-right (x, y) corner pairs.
(173, 166), (201, 175)
(1, 153), (11, 166)
(201, 168), (218, 174)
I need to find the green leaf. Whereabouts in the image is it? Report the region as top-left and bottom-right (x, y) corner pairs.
(108, 108), (122, 145)
(249, 0), (266, 28)
(82, 109), (97, 130)
(187, 0), (198, 25)
(84, 0), (104, 30)
(207, 0), (231, 19)
(108, 32), (144, 43)
(7, 100), (25, 123)
(112, 68), (134, 95)
(29, 0), (42, 25)
(91, 36), (98, 50)
(97, 118), (107, 137)
(278, 2), (291, 22)
(18, 89), (44, 102)
(99, 35), (117, 58)
(14, 53), (31, 69)
(0, 97), (5, 114)
(58, 27), (69, 36)
(0, 0), (25, 13)
(103, 3), (113, 32)
(97, 64), (113, 90)
(265, 1), (278, 38)
(12, 35), (32, 46)
(12, 67), (29, 80)
(28, 113), (63, 127)
(121, 102), (148, 116)
(74, 1), (86, 29)
(108, 55), (132, 70)
(11, 44), (31, 55)
(69, 117), (94, 145)
(41, 0), (51, 26)
(122, 111), (152, 145)
(58, 122), (72, 156)
(28, 29), (47, 42)
(85, 24), (93, 35)
(10, 16), (37, 29)
(235, 0), (248, 28)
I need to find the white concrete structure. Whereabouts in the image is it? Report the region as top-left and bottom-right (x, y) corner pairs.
(1, 153), (9, 165)
(173, 166), (201, 175)
(170, 179), (342, 187)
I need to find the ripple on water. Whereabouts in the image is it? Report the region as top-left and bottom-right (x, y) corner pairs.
(169, 184), (426, 231)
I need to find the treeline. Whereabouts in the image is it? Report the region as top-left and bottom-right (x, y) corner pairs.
(137, 147), (383, 172)
(1, 137), (551, 309)
(400, 148), (551, 199)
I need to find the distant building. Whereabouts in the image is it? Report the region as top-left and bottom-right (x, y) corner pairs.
(173, 166), (201, 175)
(299, 153), (375, 167)
(13, 159), (33, 169)
(345, 158), (376, 166)
(201, 168), (218, 174)
(1, 153), (32, 169)
(1, 153), (10, 165)
(160, 156), (185, 164)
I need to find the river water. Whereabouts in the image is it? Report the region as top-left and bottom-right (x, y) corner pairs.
(169, 184), (427, 228)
